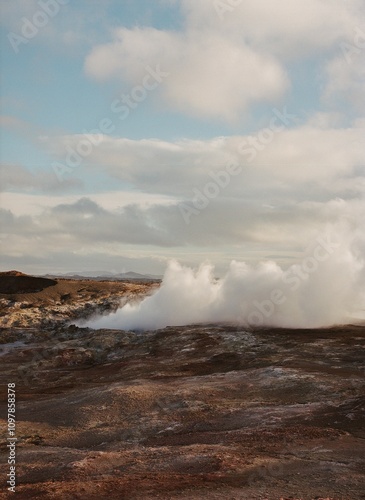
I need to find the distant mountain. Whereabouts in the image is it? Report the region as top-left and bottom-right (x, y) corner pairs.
(119, 271), (161, 279)
(41, 271), (162, 281)
(62, 271), (115, 277)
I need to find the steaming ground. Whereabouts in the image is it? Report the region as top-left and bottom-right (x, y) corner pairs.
(87, 227), (365, 331)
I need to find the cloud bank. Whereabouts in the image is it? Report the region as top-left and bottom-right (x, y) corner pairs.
(84, 0), (365, 120)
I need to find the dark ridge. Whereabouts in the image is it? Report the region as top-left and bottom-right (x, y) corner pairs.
(0, 273), (57, 294)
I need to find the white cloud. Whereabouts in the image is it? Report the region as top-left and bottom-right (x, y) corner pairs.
(85, 26), (289, 121)
(84, 20), (288, 121)
(323, 50), (365, 114)
(237, 124), (365, 184)
(2, 0), (365, 278)
(163, 34), (288, 120)
(182, 0), (362, 56)
(0, 190), (177, 217)
(1, 195), (364, 277)
(49, 120), (365, 199)
(5, 114), (363, 274)
(84, 0), (364, 120)
(0, 163), (81, 193)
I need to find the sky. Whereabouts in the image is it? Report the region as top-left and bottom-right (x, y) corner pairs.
(0, 0), (364, 276)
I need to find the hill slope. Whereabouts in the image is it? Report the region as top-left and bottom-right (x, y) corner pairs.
(0, 271), (57, 294)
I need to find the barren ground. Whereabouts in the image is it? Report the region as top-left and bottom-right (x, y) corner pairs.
(0, 275), (364, 499)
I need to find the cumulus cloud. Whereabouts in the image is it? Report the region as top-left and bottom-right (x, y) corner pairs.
(12, 115), (361, 276)
(184, 0), (362, 54)
(323, 50), (365, 115)
(2, 0), (365, 282)
(0, 163), (82, 193)
(1, 193), (364, 275)
(85, 26), (288, 121)
(84, 0), (364, 120)
(50, 120), (365, 199)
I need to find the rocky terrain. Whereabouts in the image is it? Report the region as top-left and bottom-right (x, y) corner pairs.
(0, 272), (158, 329)
(0, 273), (364, 499)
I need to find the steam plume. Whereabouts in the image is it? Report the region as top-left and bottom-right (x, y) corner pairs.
(87, 226), (365, 331)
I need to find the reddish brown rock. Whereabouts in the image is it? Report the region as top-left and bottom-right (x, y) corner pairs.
(0, 279), (364, 499)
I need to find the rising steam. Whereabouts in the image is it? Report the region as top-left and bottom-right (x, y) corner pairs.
(87, 226), (365, 331)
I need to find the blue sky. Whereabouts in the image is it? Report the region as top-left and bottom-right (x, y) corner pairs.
(0, 0), (364, 275)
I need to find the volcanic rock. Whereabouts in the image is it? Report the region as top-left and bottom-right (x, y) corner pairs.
(0, 278), (364, 499)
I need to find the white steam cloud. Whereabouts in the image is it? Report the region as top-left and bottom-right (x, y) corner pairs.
(87, 225), (365, 331)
